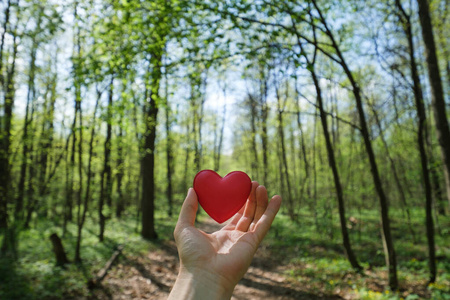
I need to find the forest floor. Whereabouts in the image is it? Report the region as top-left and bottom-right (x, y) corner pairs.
(90, 218), (344, 300)
(88, 216), (449, 300)
(1, 209), (449, 300)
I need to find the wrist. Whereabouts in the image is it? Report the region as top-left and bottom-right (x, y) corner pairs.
(168, 265), (234, 300)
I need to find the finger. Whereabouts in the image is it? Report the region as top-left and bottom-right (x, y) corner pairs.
(222, 181), (258, 231)
(236, 181), (259, 232)
(249, 185), (268, 231)
(253, 195), (282, 243)
(176, 188), (198, 228)
(221, 203), (245, 231)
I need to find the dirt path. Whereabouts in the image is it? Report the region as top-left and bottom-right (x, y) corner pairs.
(91, 219), (342, 300)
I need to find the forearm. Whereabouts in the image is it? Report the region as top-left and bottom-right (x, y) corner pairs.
(168, 266), (234, 300)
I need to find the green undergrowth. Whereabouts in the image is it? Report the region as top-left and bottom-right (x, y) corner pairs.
(264, 208), (450, 299)
(0, 212), (178, 299)
(0, 207), (449, 299)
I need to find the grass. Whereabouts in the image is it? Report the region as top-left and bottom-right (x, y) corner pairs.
(263, 208), (450, 299)
(0, 212), (177, 299)
(0, 206), (449, 299)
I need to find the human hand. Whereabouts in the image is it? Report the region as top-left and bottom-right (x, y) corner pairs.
(168, 182), (282, 300)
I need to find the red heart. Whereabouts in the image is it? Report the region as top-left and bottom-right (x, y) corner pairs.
(193, 170), (252, 224)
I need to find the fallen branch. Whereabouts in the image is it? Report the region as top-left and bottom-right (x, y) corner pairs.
(88, 245), (124, 289)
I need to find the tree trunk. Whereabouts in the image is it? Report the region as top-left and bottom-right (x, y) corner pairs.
(289, 125), (298, 202)
(25, 144), (36, 223)
(416, 0), (450, 209)
(370, 101), (416, 243)
(190, 77), (201, 172)
(428, 144), (446, 215)
(295, 81), (310, 205)
(276, 87), (294, 219)
(75, 88), (100, 262)
(16, 35), (39, 219)
(116, 116), (125, 219)
(65, 115), (76, 224)
(308, 60), (362, 271)
(214, 102), (227, 173)
(312, 110), (319, 230)
(0, 0), (11, 87)
(247, 95), (259, 179)
(38, 71), (57, 217)
(396, 0), (437, 281)
(182, 122), (191, 193)
(50, 233), (69, 266)
(165, 92), (173, 217)
(0, 31), (18, 230)
(311, 0), (398, 288)
(99, 78), (114, 242)
(105, 79), (113, 208)
(141, 53), (162, 240)
(198, 70), (207, 169)
(257, 68), (269, 184)
(190, 69), (207, 172)
(74, 9), (84, 248)
(260, 98), (269, 184)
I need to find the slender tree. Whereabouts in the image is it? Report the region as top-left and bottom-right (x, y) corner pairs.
(243, 93), (258, 178)
(99, 77), (114, 242)
(416, 0), (450, 209)
(275, 81), (294, 219)
(396, 0), (436, 282)
(292, 16), (362, 269)
(16, 11), (41, 218)
(75, 85), (101, 262)
(310, 0), (398, 287)
(0, 21), (18, 231)
(165, 68), (174, 217)
(214, 99), (227, 172)
(141, 52), (163, 239)
(116, 109), (125, 219)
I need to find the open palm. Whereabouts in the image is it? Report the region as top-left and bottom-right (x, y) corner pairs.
(174, 182), (282, 291)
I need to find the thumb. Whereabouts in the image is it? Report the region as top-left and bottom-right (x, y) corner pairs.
(177, 188), (198, 228)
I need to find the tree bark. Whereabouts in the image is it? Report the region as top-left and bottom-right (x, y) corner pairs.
(190, 68), (207, 172)
(165, 88), (174, 217)
(312, 109), (319, 230)
(416, 0), (450, 209)
(182, 122), (191, 193)
(75, 87), (101, 262)
(247, 94), (259, 179)
(260, 89), (269, 184)
(190, 76), (201, 172)
(313, 71), (362, 270)
(0, 30), (18, 230)
(214, 101), (227, 173)
(310, 0), (398, 288)
(370, 101), (416, 243)
(396, 0), (436, 281)
(50, 233), (70, 266)
(99, 78), (114, 242)
(105, 79), (113, 208)
(275, 86), (294, 219)
(16, 34), (38, 219)
(141, 53), (162, 240)
(0, 0), (12, 87)
(73, 6), (84, 245)
(295, 81), (311, 204)
(116, 116), (125, 219)
(292, 27), (363, 269)
(38, 70), (57, 216)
